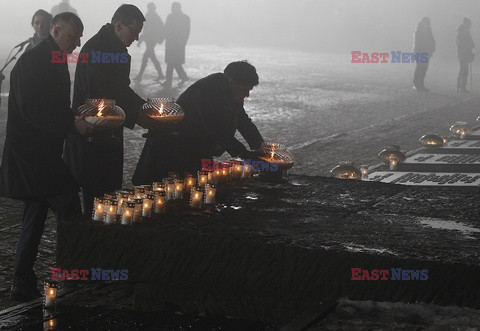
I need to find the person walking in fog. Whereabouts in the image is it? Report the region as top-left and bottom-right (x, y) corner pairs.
(25, 10), (53, 52)
(163, 2), (190, 89)
(456, 17), (475, 92)
(134, 2), (165, 82)
(51, 0), (78, 17)
(413, 17), (435, 92)
(0, 13), (91, 301)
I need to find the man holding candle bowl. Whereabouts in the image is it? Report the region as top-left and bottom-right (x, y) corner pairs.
(64, 4), (162, 217)
(133, 61), (270, 184)
(0, 13), (92, 301)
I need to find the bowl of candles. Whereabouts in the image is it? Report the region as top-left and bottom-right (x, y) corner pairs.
(418, 133), (444, 148)
(330, 162), (361, 179)
(77, 99), (125, 128)
(257, 142), (295, 171)
(141, 98), (184, 124)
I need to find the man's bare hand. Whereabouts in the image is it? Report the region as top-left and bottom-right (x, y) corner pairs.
(135, 111), (180, 130)
(73, 114), (94, 136)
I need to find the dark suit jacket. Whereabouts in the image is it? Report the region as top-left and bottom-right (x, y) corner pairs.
(0, 35), (78, 198)
(64, 24), (145, 193)
(132, 73), (263, 184)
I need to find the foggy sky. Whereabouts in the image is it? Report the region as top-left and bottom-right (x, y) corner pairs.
(0, 0), (479, 62)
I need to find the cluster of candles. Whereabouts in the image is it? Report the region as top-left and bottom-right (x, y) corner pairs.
(92, 164), (254, 224)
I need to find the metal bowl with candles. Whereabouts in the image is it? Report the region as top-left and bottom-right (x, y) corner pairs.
(330, 162), (361, 180)
(377, 145), (406, 164)
(141, 98), (184, 124)
(419, 133), (444, 148)
(449, 121), (468, 139)
(77, 99), (125, 128)
(257, 142), (295, 171)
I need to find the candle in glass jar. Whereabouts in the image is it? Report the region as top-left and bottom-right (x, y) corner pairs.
(153, 182), (166, 192)
(241, 163), (252, 178)
(184, 173), (196, 191)
(141, 185), (153, 195)
(204, 183), (217, 204)
(104, 199), (118, 224)
(207, 170), (217, 184)
(231, 162), (243, 179)
(115, 191), (129, 215)
(168, 171), (180, 179)
(104, 192), (116, 200)
(197, 171), (208, 187)
(43, 282), (58, 308)
(134, 186), (145, 199)
(174, 179), (184, 200)
(142, 194), (154, 218)
(92, 198), (105, 221)
(163, 178), (175, 200)
(133, 198), (143, 222)
(190, 186), (204, 208)
(121, 201), (135, 225)
(154, 191), (166, 213)
(124, 188), (135, 201)
(360, 165), (368, 179)
(389, 158), (398, 171)
(43, 317), (57, 330)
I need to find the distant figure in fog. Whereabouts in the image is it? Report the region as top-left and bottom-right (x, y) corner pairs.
(25, 10), (53, 52)
(456, 17), (475, 92)
(163, 2), (190, 89)
(134, 2), (165, 82)
(413, 17), (435, 92)
(51, 0), (78, 17)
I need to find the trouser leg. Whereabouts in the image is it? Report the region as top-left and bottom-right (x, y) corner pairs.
(47, 192), (82, 223)
(147, 46), (164, 78)
(458, 59), (469, 89)
(175, 64), (188, 81)
(13, 199), (49, 287)
(164, 64), (174, 88)
(137, 51), (149, 79)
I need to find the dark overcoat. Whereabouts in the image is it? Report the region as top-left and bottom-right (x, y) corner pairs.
(132, 73), (263, 185)
(164, 11), (190, 64)
(456, 24), (475, 62)
(140, 11), (165, 47)
(0, 35), (78, 198)
(64, 24), (145, 194)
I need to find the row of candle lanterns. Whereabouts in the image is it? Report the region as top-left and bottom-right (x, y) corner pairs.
(330, 118), (478, 179)
(92, 165), (254, 225)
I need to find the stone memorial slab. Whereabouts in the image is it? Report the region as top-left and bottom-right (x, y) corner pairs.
(396, 153), (480, 172)
(366, 171), (480, 186)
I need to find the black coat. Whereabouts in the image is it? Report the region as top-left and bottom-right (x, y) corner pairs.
(164, 11), (190, 64)
(132, 73), (263, 185)
(456, 24), (475, 62)
(0, 35), (78, 198)
(64, 24), (145, 193)
(140, 11), (165, 47)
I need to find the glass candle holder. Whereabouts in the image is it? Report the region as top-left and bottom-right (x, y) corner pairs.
(174, 179), (184, 200)
(142, 194), (154, 218)
(360, 165), (369, 179)
(115, 191), (129, 215)
(43, 282), (58, 308)
(141, 185), (153, 195)
(184, 173), (196, 192)
(121, 201), (135, 225)
(43, 316), (57, 330)
(168, 171), (180, 179)
(197, 171), (208, 187)
(124, 188), (135, 201)
(104, 199), (118, 225)
(153, 182), (166, 192)
(103, 192), (116, 200)
(154, 191), (166, 213)
(134, 186), (145, 199)
(207, 170), (217, 184)
(204, 183), (217, 204)
(163, 178), (175, 201)
(133, 198), (143, 222)
(190, 186), (204, 209)
(241, 163), (252, 179)
(92, 198), (105, 221)
(231, 161), (243, 179)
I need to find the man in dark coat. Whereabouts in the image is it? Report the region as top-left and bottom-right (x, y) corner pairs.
(413, 17), (435, 92)
(163, 2), (190, 89)
(133, 61), (264, 185)
(134, 2), (165, 82)
(64, 4), (155, 217)
(456, 17), (475, 92)
(0, 13), (90, 301)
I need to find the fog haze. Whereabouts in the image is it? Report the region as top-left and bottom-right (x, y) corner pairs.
(0, 1), (478, 61)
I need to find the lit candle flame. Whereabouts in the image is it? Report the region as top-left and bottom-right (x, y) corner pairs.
(96, 100), (106, 117)
(49, 289), (54, 296)
(157, 103), (164, 115)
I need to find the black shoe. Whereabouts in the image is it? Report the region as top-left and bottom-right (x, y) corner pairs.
(9, 284), (42, 301)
